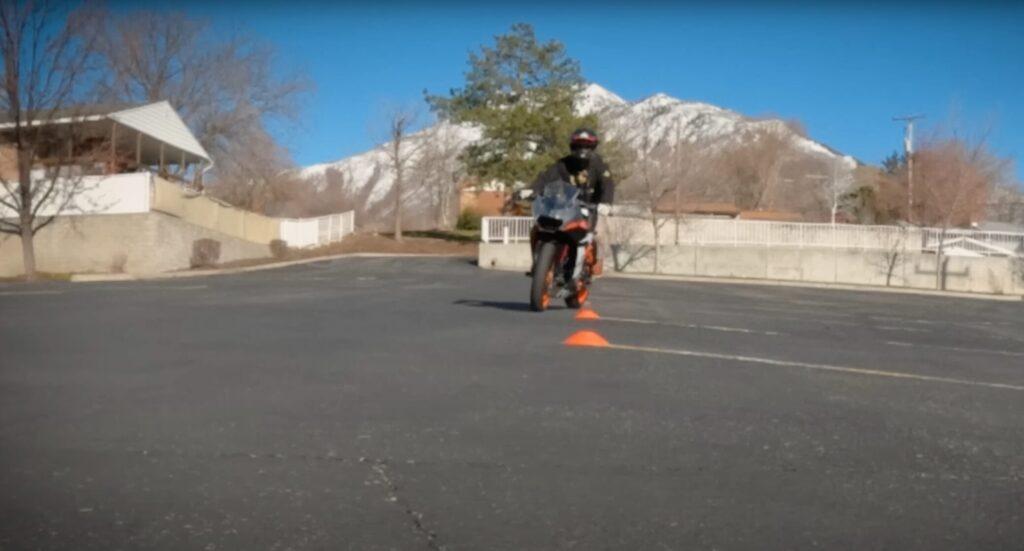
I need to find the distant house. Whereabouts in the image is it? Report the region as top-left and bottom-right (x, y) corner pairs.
(459, 186), (508, 217)
(653, 191), (802, 222)
(653, 194), (740, 218)
(735, 210), (804, 222)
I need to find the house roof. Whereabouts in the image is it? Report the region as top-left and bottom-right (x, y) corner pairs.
(737, 210), (804, 222)
(0, 101), (210, 164)
(653, 192), (742, 216)
(976, 221), (1024, 233)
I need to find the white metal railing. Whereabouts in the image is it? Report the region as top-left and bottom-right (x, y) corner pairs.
(481, 216), (534, 244)
(480, 215), (1024, 256)
(279, 210), (355, 248)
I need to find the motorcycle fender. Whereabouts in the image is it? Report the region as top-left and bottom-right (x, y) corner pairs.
(571, 244), (587, 281)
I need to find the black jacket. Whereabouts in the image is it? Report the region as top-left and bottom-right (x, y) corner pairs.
(530, 152), (615, 205)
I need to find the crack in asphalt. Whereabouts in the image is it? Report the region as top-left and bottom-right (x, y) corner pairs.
(116, 448), (446, 548)
(43, 446), (1022, 484)
(362, 458), (443, 551)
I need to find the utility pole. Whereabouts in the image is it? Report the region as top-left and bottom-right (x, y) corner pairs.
(893, 114), (924, 224)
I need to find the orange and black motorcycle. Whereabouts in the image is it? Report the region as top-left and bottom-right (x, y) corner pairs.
(529, 180), (597, 312)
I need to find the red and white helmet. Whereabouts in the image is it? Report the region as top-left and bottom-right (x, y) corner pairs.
(570, 128), (599, 150)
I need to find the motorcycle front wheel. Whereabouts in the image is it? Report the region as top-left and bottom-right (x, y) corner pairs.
(529, 241), (559, 312)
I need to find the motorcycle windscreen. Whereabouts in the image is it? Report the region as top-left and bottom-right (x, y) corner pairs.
(532, 180), (584, 226)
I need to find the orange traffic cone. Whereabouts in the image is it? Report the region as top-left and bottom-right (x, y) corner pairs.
(563, 330), (610, 348)
(575, 308), (600, 321)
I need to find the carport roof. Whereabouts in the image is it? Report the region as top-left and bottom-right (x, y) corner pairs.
(0, 101), (211, 164)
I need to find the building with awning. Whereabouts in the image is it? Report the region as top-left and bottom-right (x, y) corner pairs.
(0, 100), (211, 183)
(0, 100), (356, 277)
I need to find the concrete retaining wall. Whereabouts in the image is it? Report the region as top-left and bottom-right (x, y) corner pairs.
(151, 177), (281, 245)
(0, 211), (270, 276)
(478, 242), (1024, 296)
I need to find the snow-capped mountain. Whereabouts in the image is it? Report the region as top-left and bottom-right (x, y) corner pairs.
(579, 84), (851, 163)
(299, 84), (855, 225)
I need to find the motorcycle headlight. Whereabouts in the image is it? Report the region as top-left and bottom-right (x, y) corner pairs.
(537, 216), (562, 229)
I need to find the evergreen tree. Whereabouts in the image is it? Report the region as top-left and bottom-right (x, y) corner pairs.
(881, 150), (907, 175)
(426, 23), (597, 187)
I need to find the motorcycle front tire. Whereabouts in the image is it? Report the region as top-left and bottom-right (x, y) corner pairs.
(529, 241), (558, 312)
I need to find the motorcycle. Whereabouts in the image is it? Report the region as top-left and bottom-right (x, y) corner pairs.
(529, 180), (598, 312)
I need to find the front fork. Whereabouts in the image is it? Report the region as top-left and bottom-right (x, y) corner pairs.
(531, 229), (596, 294)
(571, 233), (594, 282)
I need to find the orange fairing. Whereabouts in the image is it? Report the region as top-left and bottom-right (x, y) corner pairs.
(562, 220), (590, 231)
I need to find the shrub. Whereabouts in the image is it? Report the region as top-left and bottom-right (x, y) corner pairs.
(456, 208), (482, 231)
(269, 239), (289, 259)
(191, 238), (221, 268)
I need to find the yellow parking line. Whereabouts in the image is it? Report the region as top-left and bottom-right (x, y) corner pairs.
(607, 343), (1024, 392)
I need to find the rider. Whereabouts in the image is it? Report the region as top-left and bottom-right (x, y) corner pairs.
(528, 128), (615, 276)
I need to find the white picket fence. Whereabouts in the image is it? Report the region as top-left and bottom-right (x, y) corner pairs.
(279, 210), (355, 248)
(481, 215), (1024, 257)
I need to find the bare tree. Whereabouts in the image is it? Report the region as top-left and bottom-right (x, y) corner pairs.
(378, 106), (422, 242)
(413, 122), (465, 230)
(92, 10), (309, 186)
(871, 225), (909, 287)
(624, 105), (674, 273)
(870, 165), (910, 224)
(726, 126), (797, 211)
(205, 125), (294, 212)
(913, 133), (1006, 289)
(666, 130), (715, 244)
(987, 184), (1024, 226)
(0, 1), (103, 279)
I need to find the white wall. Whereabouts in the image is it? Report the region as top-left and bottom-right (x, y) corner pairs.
(278, 211), (355, 248)
(478, 242), (1024, 296)
(0, 172), (152, 218)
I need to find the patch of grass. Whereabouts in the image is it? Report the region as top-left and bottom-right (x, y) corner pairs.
(214, 232), (478, 270)
(404, 229), (480, 243)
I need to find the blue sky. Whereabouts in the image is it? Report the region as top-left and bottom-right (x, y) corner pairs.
(143, 1), (1023, 181)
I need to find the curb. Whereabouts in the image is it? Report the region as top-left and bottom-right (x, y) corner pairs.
(69, 253), (474, 283)
(603, 271), (1024, 302)
(68, 273), (136, 283)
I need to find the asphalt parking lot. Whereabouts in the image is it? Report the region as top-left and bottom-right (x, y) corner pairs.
(1, 257), (1022, 550)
